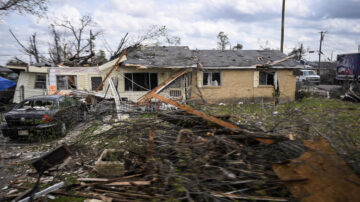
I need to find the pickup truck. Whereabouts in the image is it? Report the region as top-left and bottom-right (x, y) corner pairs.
(296, 70), (320, 85)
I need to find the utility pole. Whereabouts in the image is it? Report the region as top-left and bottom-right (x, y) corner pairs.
(318, 31), (326, 73)
(280, 0), (286, 53)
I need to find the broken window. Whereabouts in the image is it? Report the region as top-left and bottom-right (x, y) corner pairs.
(34, 74), (46, 89)
(56, 75), (77, 90)
(91, 77), (103, 91)
(169, 78), (181, 88)
(259, 71), (274, 86)
(203, 71), (221, 86)
(124, 73), (158, 91)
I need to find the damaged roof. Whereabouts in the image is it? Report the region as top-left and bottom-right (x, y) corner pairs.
(123, 46), (299, 69)
(124, 46), (194, 68)
(192, 49), (298, 68)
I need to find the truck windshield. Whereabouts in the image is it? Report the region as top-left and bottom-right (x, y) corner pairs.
(308, 71), (316, 75)
(14, 99), (56, 110)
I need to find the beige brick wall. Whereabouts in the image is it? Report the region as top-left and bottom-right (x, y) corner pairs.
(191, 69), (296, 103)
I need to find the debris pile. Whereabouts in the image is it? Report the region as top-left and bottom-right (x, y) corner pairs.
(2, 98), (360, 201)
(342, 82), (360, 102)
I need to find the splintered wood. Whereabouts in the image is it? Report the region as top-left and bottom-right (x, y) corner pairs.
(151, 93), (274, 144)
(137, 69), (191, 104)
(272, 137), (360, 202)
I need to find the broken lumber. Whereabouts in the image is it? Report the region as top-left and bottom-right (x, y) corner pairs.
(152, 94), (237, 129)
(269, 54), (296, 66)
(18, 182), (64, 202)
(137, 69), (191, 104)
(151, 93), (274, 144)
(105, 181), (151, 186)
(96, 50), (127, 92)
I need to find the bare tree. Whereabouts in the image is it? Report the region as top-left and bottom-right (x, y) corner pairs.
(9, 29), (42, 63)
(289, 43), (306, 60)
(0, 0), (47, 16)
(48, 24), (63, 64)
(53, 15), (101, 66)
(110, 25), (179, 60)
(166, 36), (181, 46)
(258, 39), (271, 50)
(217, 32), (229, 51)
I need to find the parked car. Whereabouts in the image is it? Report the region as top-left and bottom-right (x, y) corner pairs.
(296, 70), (320, 85)
(1, 95), (87, 140)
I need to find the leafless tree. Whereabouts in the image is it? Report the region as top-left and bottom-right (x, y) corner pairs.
(9, 29), (42, 63)
(110, 25), (180, 60)
(53, 15), (102, 66)
(289, 43), (306, 60)
(166, 36), (181, 46)
(0, 0), (48, 16)
(217, 31), (229, 51)
(258, 39), (271, 50)
(48, 24), (63, 64)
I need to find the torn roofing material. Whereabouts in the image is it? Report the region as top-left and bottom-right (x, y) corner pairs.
(192, 49), (299, 68)
(123, 46), (299, 69)
(125, 46), (194, 68)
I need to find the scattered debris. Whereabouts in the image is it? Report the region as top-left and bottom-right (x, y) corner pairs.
(18, 182), (64, 202)
(273, 137), (360, 201)
(32, 144), (71, 173)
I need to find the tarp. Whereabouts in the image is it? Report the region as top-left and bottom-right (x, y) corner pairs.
(0, 76), (16, 90)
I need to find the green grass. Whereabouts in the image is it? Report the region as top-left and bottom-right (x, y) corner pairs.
(197, 97), (360, 173)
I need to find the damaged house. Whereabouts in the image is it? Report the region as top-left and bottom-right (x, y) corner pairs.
(10, 46), (301, 104)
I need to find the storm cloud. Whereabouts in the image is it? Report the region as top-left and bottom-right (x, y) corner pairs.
(0, 0), (359, 65)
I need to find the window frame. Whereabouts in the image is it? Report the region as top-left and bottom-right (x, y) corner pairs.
(259, 71), (274, 86)
(202, 71), (221, 87)
(124, 72), (158, 92)
(34, 74), (47, 89)
(91, 76), (103, 91)
(56, 75), (77, 90)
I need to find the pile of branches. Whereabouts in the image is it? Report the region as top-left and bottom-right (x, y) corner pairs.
(61, 110), (306, 201)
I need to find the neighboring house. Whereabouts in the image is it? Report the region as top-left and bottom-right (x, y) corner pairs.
(9, 46), (301, 104)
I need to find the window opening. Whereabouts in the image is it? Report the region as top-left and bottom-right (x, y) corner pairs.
(56, 75), (77, 90)
(203, 71), (221, 86)
(34, 74), (46, 89)
(124, 73), (158, 91)
(259, 71), (274, 85)
(91, 77), (103, 91)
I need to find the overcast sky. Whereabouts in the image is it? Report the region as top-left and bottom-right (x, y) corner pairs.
(1, 0), (360, 65)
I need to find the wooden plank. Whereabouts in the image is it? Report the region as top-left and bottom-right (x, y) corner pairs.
(269, 54), (295, 66)
(152, 94), (238, 129)
(137, 69), (191, 104)
(105, 181), (151, 186)
(96, 50), (127, 92)
(151, 93), (274, 144)
(77, 178), (109, 182)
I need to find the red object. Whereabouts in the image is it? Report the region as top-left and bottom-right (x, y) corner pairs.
(42, 115), (53, 123)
